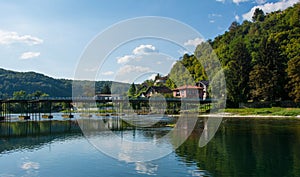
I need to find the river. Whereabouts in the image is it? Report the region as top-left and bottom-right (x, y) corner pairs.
(0, 114), (299, 177)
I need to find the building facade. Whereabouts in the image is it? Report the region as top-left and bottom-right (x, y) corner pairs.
(173, 85), (204, 99)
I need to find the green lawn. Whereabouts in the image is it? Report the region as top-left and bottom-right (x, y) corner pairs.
(225, 107), (300, 116)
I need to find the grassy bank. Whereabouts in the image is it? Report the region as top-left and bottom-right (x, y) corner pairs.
(225, 107), (300, 117)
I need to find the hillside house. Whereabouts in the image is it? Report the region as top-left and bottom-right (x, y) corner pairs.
(173, 85), (204, 99)
(143, 86), (172, 98)
(154, 75), (168, 86)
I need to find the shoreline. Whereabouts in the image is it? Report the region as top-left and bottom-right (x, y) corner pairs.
(2, 112), (300, 121)
(199, 114), (300, 119)
(168, 113), (300, 119)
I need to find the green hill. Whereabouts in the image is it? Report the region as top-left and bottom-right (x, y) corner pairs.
(0, 68), (72, 98)
(167, 3), (300, 107)
(0, 68), (128, 98)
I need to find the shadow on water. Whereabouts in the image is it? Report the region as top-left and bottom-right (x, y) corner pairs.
(0, 120), (82, 153)
(0, 116), (176, 155)
(175, 118), (300, 177)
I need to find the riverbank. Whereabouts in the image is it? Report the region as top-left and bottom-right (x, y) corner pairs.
(224, 107), (300, 117)
(168, 107), (300, 118)
(197, 113), (300, 119)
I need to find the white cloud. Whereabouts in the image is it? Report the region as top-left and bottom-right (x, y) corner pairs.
(184, 37), (205, 47)
(21, 161), (40, 170)
(216, 0), (225, 3)
(20, 52), (40, 59)
(117, 55), (135, 64)
(0, 30), (43, 45)
(233, 0), (249, 4)
(256, 0), (266, 4)
(118, 65), (150, 74)
(117, 44), (158, 64)
(116, 65), (151, 83)
(209, 13), (222, 17)
(102, 71), (114, 76)
(235, 15), (240, 21)
(243, 0), (299, 21)
(133, 44), (158, 55)
(208, 13), (222, 23)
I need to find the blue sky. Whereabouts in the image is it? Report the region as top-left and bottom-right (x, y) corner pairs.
(0, 0), (298, 82)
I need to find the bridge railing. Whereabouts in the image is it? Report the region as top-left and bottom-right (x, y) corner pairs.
(0, 97), (214, 103)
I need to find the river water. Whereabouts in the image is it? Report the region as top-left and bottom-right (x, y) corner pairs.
(0, 114), (299, 177)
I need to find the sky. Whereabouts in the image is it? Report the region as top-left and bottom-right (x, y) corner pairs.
(0, 0), (298, 82)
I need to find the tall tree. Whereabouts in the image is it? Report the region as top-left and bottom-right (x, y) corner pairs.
(229, 21), (240, 31)
(225, 38), (251, 107)
(249, 37), (287, 101)
(286, 56), (300, 102)
(128, 83), (136, 98)
(252, 8), (265, 22)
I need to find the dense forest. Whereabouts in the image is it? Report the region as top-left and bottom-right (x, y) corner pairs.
(0, 68), (127, 98)
(166, 3), (300, 107)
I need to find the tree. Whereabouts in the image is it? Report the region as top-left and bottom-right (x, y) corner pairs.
(29, 90), (49, 98)
(252, 8), (265, 22)
(101, 83), (111, 94)
(128, 83), (136, 98)
(289, 5), (300, 27)
(225, 39), (251, 107)
(249, 37), (287, 101)
(286, 56), (300, 102)
(168, 61), (195, 87)
(154, 73), (161, 81)
(13, 90), (27, 100)
(229, 21), (240, 31)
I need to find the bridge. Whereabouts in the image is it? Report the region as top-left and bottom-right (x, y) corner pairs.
(0, 97), (212, 121)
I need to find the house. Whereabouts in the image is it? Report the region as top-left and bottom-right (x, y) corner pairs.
(154, 75), (168, 86)
(173, 85), (204, 99)
(144, 86), (172, 98)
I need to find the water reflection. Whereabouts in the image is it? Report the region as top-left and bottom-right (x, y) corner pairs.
(20, 159), (40, 177)
(135, 162), (158, 175)
(0, 120), (81, 154)
(77, 114), (199, 162)
(1, 117), (300, 176)
(176, 118), (300, 177)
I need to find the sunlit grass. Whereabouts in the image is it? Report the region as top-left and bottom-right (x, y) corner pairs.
(225, 107), (300, 116)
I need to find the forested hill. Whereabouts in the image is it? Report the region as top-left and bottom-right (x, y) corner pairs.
(0, 68), (72, 97)
(0, 68), (126, 98)
(167, 3), (300, 107)
(213, 3), (300, 107)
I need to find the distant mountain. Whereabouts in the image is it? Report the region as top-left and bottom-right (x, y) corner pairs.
(0, 68), (128, 98)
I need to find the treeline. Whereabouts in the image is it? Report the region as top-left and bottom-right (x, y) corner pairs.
(5, 90), (66, 113)
(0, 68), (72, 98)
(168, 3), (300, 107)
(0, 68), (129, 98)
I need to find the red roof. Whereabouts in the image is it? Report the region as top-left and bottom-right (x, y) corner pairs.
(173, 85), (203, 90)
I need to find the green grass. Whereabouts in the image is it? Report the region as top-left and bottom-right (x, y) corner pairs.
(225, 107), (300, 116)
